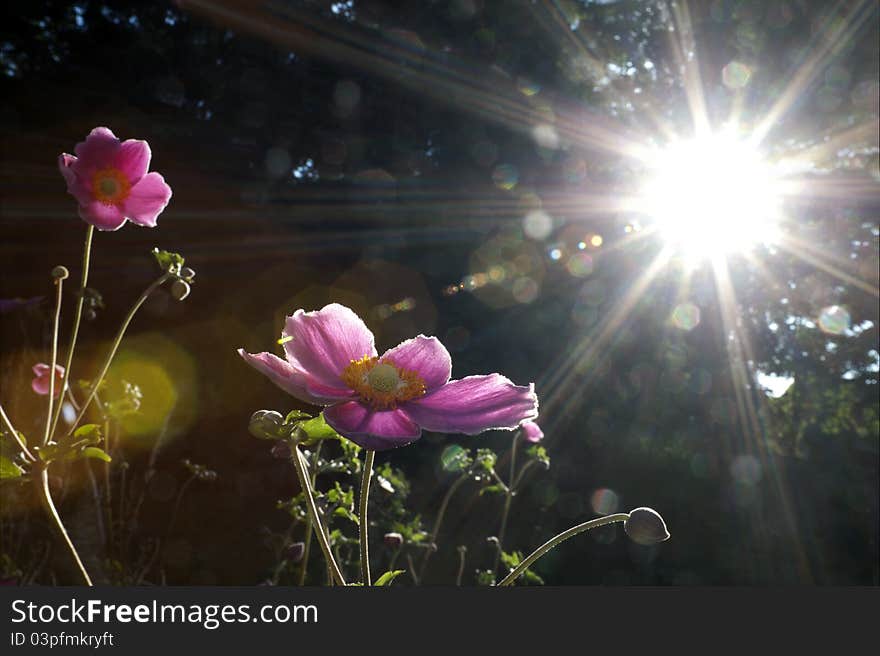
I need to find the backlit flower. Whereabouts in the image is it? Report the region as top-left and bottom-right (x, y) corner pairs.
(58, 127), (172, 231)
(31, 363), (65, 397)
(239, 303), (538, 450)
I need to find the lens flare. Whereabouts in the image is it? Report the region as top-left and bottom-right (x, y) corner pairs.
(638, 133), (783, 261)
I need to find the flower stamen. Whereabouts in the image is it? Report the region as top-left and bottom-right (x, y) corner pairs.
(91, 168), (131, 204)
(342, 355), (427, 410)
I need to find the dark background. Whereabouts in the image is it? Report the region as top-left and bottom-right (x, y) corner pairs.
(1, 0), (878, 585)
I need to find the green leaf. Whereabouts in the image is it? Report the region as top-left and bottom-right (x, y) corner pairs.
(374, 570), (406, 586)
(152, 248), (185, 273)
(0, 456), (23, 479)
(81, 447), (112, 463)
(73, 424), (102, 442)
(333, 506), (359, 524)
(284, 409), (312, 424)
(299, 413), (342, 441)
(479, 484), (505, 496)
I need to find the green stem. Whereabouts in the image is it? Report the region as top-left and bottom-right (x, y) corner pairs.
(43, 275), (65, 447)
(492, 490), (513, 576)
(297, 442), (322, 586)
(512, 460), (537, 489)
(0, 404), (34, 463)
(418, 470), (469, 581)
(66, 273), (171, 436)
(497, 513), (630, 586)
(455, 546), (467, 586)
(35, 466), (93, 585)
(291, 445), (346, 586)
(358, 449), (375, 585)
(493, 432), (520, 575)
(49, 224), (93, 440)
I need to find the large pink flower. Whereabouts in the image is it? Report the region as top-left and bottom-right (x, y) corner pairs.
(32, 363), (65, 397)
(239, 303), (539, 450)
(58, 127), (172, 231)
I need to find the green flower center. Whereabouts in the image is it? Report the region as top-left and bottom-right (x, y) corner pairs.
(367, 363), (400, 393)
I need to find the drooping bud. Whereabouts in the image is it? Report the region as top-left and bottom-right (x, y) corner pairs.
(51, 266), (70, 280)
(170, 280), (191, 301)
(383, 532), (404, 549)
(521, 420), (544, 443)
(284, 542), (306, 563)
(624, 507), (670, 545)
(248, 410), (284, 440)
(270, 440), (292, 460)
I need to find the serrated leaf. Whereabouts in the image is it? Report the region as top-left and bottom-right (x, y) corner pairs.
(284, 410), (312, 424)
(81, 447), (112, 463)
(0, 456), (23, 479)
(152, 248), (185, 273)
(374, 570), (405, 586)
(299, 413), (342, 441)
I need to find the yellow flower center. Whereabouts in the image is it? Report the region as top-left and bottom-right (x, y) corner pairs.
(341, 355), (427, 410)
(92, 168), (131, 204)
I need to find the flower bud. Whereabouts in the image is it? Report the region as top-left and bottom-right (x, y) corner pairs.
(270, 440), (292, 460)
(170, 280), (191, 301)
(248, 410), (284, 440)
(51, 265), (69, 280)
(383, 532), (404, 548)
(624, 507), (670, 545)
(521, 420), (544, 443)
(284, 541), (306, 563)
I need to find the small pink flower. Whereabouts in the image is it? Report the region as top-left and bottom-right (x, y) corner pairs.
(31, 363), (65, 397)
(58, 127), (172, 231)
(522, 420), (544, 443)
(239, 303), (539, 450)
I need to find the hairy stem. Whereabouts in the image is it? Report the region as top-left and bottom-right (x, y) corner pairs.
(292, 445), (346, 586)
(50, 224), (93, 440)
(297, 442), (322, 586)
(35, 466), (93, 585)
(358, 449), (375, 585)
(66, 273), (171, 436)
(497, 513), (630, 586)
(43, 275), (65, 446)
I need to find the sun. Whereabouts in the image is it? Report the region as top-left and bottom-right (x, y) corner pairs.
(638, 132), (783, 262)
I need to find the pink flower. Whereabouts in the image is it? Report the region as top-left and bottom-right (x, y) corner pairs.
(31, 363), (65, 397)
(239, 303), (539, 450)
(522, 420), (544, 443)
(58, 127), (172, 231)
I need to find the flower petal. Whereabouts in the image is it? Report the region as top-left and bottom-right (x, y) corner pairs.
(31, 376), (51, 396)
(72, 127), (120, 176)
(122, 172), (172, 227)
(32, 364), (50, 376)
(283, 304), (377, 389)
(238, 349), (351, 405)
(78, 201), (127, 231)
(324, 402), (421, 450)
(380, 335), (451, 391)
(58, 154), (92, 206)
(115, 139), (152, 184)
(522, 420), (544, 443)
(406, 374), (538, 435)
